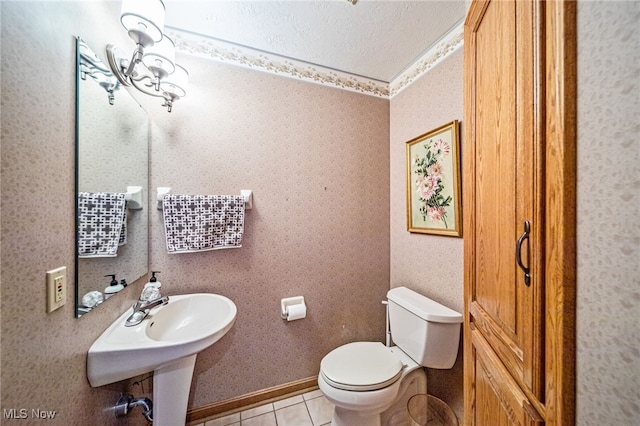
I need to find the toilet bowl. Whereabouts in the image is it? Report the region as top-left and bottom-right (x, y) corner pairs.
(319, 342), (425, 426)
(318, 287), (462, 426)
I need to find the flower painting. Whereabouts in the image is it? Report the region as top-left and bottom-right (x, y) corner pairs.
(406, 121), (462, 236)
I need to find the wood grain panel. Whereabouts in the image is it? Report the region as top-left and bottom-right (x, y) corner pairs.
(464, 0), (576, 425)
(474, 0), (518, 335)
(543, 1), (577, 425)
(472, 327), (544, 426)
(515, 0), (546, 401)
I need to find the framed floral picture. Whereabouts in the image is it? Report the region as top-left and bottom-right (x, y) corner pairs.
(406, 120), (462, 236)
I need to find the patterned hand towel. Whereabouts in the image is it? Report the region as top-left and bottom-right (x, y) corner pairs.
(78, 192), (127, 258)
(118, 208), (128, 246)
(163, 194), (245, 254)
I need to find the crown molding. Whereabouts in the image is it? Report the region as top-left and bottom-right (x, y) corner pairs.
(167, 21), (463, 99)
(388, 20), (464, 98)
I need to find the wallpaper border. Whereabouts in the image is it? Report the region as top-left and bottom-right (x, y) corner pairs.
(167, 20), (464, 99)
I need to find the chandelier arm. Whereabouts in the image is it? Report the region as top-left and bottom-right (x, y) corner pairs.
(130, 77), (165, 98)
(122, 44), (145, 78)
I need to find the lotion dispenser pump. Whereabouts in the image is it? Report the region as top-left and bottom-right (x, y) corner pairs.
(145, 271), (161, 289)
(140, 271), (161, 301)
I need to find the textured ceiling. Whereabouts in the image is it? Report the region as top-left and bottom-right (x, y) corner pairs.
(164, 1), (466, 83)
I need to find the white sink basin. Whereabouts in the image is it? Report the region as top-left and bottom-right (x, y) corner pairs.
(87, 293), (237, 388)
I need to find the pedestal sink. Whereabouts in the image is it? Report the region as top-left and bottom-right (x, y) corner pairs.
(87, 293), (237, 425)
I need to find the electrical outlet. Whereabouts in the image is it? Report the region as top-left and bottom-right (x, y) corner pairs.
(46, 266), (66, 313)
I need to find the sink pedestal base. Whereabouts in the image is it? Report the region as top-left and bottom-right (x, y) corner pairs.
(153, 354), (197, 426)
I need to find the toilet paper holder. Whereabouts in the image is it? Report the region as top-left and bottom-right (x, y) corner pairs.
(281, 296), (305, 319)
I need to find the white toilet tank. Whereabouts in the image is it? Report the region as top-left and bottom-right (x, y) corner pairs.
(387, 287), (462, 369)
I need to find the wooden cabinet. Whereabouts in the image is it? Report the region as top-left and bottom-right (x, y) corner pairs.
(470, 324), (544, 426)
(463, 1), (576, 425)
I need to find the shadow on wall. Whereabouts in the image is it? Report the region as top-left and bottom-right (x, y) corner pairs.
(426, 332), (464, 421)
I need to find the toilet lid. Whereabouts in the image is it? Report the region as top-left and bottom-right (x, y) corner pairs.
(320, 342), (403, 391)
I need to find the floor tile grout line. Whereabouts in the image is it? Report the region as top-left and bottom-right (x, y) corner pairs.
(305, 398), (317, 426)
(199, 390), (333, 426)
(242, 398), (316, 426)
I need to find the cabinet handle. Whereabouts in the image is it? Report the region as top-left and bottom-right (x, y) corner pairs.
(516, 221), (531, 286)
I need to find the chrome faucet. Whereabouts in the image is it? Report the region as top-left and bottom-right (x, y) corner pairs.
(125, 288), (169, 327)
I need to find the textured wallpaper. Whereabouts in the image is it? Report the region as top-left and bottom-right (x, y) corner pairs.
(0, 2), (152, 425)
(1, 1), (638, 425)
(576, 2), (640, 424)
(145, 54), (390, 406)
(389, 48), (465, 419)
(1, 0), (389, 421)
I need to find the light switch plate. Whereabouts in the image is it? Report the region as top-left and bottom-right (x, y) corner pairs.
(46, 266), (67, 313)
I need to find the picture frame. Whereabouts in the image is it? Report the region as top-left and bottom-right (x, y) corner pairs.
(406, 120), (462, 237)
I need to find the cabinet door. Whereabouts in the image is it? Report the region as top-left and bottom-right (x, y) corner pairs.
(470, 326), (544, 426)
(464, 0), (545, 404)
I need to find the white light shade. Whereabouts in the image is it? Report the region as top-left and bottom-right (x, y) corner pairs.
(142, 35), (175, 79)
(161, 64), (189, 98)
(120, 0), (165, 47)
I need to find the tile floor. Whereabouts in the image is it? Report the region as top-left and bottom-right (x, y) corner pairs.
(193, 389), (335, 426)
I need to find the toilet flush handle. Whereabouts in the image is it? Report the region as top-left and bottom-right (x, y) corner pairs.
(382, 301), (391, 347)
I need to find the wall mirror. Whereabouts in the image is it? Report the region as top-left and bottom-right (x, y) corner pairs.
(75, 37), (149, 318)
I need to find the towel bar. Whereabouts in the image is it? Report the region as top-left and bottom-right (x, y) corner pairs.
(156, 188), (253, 210)
(156, 187), (171, 210)
(240, 189), (253, 210)
(125, 186), (143, 210)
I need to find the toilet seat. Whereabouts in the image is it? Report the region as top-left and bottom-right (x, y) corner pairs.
(320, 342), (403, 391)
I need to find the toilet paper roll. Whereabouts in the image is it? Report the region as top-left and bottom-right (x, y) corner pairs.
(286, 304), (307, 321)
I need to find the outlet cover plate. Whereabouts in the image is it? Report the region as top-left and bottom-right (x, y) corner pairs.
(46, 266), (67, 313)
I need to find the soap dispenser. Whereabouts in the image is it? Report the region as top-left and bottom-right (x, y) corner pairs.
(140, 271), (162, 301)
(145, 271), (161, 289)
(104, 274), (124, 294)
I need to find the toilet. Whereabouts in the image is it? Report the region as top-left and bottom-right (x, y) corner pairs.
(318, 286), (462, 426)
